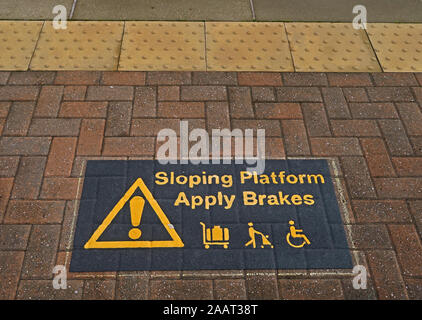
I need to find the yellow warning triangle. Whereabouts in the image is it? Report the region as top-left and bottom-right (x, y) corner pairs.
(84, 178), (184, 249)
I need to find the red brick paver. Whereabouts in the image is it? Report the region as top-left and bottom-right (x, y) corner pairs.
(0, 71), (421, 300)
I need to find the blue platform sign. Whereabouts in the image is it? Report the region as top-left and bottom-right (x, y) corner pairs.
(70, 159), (353, 271)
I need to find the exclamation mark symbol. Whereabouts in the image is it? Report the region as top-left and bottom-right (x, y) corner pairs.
(128, 196), (145, 240)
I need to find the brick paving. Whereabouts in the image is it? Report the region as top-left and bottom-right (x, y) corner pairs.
(0, 71), (421, 300)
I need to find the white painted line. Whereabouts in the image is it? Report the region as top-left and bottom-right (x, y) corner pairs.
(69, 0), (77, 19)
(249, 0), (256, 20)
(64, 158), (85, 268)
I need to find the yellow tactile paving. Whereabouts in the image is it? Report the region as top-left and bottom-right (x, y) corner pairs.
(286, 23), (381, 72)
(119, 22), (206, 71)
(367, 23), (422, 72)
(30, 21), (124, 71)
(1, 21), (422, 72)
(205, 22), (294, 71)
(0, 21), (43, 71)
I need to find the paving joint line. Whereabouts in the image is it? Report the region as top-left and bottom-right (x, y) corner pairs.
(26, 21), (45, 72)
(363, 27), (384, 72)
(115, 22), (126, 71)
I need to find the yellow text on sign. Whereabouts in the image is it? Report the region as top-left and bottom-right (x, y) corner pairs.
(174, 191), (236, 210)
(84, 178), (184, 249)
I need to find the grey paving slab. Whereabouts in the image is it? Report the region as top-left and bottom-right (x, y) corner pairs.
(0, 0), (74, 20)
(72, 0), (252, 21)
(2, 0), (421, 22)
(253, 0), (422, 22)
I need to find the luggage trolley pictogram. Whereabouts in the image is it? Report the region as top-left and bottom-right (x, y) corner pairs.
(200, 222), (229, 249)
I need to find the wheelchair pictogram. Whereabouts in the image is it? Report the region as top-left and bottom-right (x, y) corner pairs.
(286, 220), (311, 248)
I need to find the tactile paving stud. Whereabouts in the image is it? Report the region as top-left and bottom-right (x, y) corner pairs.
(205, 22), (293, 71)
(119, 22), (206, 71)
(0, 21), (43, 71)
(286, 23), (381, 72)
(30, 21), (124, 70)
(367, 23), (422, 72)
